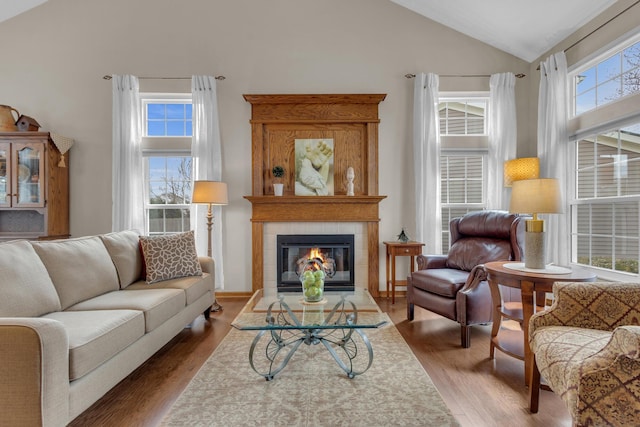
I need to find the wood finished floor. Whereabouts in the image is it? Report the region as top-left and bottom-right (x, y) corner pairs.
(69, 296), (572, 427)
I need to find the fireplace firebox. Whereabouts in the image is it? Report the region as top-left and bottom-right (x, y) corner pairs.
(277, 234), (355, 292)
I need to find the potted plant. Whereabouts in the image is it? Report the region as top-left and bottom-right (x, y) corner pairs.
(272, 165), (285, 196)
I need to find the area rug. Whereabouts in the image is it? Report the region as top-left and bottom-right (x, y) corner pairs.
(161, 314), (459, 427)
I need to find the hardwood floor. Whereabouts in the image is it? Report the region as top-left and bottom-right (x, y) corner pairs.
(70, 296), (572, 427)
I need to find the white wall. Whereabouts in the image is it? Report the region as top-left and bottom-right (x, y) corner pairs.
(0, 0), (531, 293)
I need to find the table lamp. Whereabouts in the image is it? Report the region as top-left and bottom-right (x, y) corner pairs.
(504, 157), (539, 187)
(192, 180), (228, 311)
(509, 178), (562, 269)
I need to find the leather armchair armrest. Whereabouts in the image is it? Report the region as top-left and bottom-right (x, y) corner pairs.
(456, 265), (492, 326)
(0, 318), (69, 427)
(416, 254), (447, 270)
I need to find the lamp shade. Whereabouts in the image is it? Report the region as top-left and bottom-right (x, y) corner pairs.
(509, 178), (562, 214)
(504, 157), (540, 187)
(192, 181), (228, 205)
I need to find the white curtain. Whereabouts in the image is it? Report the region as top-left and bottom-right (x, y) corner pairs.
(191, 75), (224, 289)
(413, 73), (442, 254)
(538, 52), (570, 265)
(487, 72), (517, 210)
(112, 75), (144, 233)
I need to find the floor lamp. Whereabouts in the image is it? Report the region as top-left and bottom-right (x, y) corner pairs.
(192, 180), (228, 311)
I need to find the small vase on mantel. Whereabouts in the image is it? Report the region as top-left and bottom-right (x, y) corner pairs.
(273, 183), (284, 196)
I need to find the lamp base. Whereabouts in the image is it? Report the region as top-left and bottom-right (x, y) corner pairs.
(211, 300), (223, 312)
(524, 230), (546, 269)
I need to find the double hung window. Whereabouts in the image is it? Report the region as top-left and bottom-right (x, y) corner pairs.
(569, 32), (640, 279)
(439, 95), (489, 250)
(141, 94), (193, 236)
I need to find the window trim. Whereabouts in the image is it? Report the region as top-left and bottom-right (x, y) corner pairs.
(140, 92), (194, 236)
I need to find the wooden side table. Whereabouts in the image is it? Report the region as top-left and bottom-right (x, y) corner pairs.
(485, 261), (596, 386)
(383, 241), (424, 304)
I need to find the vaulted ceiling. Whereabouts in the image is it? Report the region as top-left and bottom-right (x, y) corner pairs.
(389, 0), (618, 62)
(1, 0), (618, 63)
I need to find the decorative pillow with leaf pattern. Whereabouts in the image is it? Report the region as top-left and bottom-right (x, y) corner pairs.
(139, 231), (202, 284)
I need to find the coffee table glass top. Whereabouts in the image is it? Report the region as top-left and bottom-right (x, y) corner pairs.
(232, 288), (387, 331)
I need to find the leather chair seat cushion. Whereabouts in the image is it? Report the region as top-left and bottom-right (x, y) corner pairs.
(411, 268), (470, 298)
(446, 237), (513, 271)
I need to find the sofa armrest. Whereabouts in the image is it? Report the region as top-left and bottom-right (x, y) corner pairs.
(198, 256), (216, 276)
(416, 254), (447, 270)
(530, 282), (640, 337)
(0, 318), (69, 427)
(576, 325), (640, 426)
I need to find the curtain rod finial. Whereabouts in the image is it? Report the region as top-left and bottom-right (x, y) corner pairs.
(405, 73), (416, 79)
(103, 75), (112, 80)
(515, 73), (526, 78)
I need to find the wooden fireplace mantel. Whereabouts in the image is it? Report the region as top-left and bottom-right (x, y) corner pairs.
(244, 94), (386, 296)
(244, 196), (386, 222)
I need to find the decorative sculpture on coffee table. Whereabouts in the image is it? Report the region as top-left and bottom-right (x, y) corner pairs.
(299, 258), (325, 303)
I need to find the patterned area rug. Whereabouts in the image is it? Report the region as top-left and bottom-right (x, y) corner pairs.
(161, 314), (459, 426)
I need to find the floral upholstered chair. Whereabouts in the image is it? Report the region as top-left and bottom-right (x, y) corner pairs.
(528, 282), (640, 427)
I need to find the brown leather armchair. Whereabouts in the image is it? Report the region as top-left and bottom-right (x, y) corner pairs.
(407, 210), (526, 348)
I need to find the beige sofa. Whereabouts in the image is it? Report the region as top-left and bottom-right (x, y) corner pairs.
(0, 230), (215, 427)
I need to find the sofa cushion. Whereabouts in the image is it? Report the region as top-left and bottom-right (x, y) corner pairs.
(139, 231), (202, 284)
(411, 268), (470, 298)
(446, 237), (513, 271)
(66, 289), (185, 333)
(0, 240), (61, 317)
(100, 230), (143, 289)
(126, 273), (213, 305)
(31, 236), (120, 310)
(43, 309), (145, 381)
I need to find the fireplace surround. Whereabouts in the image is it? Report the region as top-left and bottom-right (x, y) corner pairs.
(244, 94), (386, 296)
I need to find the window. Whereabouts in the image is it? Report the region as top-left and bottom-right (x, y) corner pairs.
(571, 35), (640, 116)
(572, 123), (640, 275)
(440, 153), (486, 249)
(141, 94), (193, 235)
(569, 31), (640, 279)
(439, 99), (487, 135)
(439, 94), (489, 251)
(145, 156), (192, 235)
(145, 101), (193, 137)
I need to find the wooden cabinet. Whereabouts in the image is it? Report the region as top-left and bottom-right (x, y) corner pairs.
(0, 132), (69, 240)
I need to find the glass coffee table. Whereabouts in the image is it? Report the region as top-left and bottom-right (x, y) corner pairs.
(232, 288), (387, 380)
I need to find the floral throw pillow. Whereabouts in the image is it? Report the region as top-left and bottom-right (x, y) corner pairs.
(139, 231), (202, 284)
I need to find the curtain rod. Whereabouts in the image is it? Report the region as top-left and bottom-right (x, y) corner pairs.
(405, 73), (526, 79)
(103, 75), (226, 81)
(536, 0), (640, 70)
(563, 0), (640, 54)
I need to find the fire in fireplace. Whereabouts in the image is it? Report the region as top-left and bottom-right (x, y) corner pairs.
(277, 234), (355, 292)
